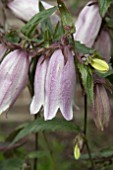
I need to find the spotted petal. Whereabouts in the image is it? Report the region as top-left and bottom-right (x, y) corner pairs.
(59, 50), (76, 120)
(44, 50), (64, 120)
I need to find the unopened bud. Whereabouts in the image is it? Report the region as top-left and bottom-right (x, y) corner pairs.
(93, 84), (111, 131)
(90, 58), (109, 73)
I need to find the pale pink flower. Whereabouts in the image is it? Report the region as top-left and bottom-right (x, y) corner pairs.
(0, 49), (29, 114)
(74, 1), (102, 48)
(30, 48), (76, 121)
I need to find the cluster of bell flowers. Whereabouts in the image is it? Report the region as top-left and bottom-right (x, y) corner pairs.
(0, 0), (111, 125)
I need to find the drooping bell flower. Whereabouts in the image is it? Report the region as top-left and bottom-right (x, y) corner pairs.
(30, 56), (49, 114)
(30, 47), (76, 121)
(0, 44), (7, 61)
(0, 49), (29, 115)
(44, 48), (76, 120)
(74, 0), (102, 48)
(93, 29), (111, 62)
(93, 81), (111, 131)
(8, 0), (58, 22)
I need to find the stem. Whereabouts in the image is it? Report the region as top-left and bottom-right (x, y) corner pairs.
(83, 94), (95, 170)
(43, 132), (58, 170)
(84, 94), (87, 135)
(34, 114), (38, 170)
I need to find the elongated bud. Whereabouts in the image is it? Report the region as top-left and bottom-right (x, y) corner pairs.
(30, 56), (49, 114)
(74, 1), (102, 47)
(8, 0), (59, 23)
(0, 44), (7, 61)
(0, 49), (29, 115)
(93, 84), (111, 131)
(93, 30), (111, 62)
(90, 58), (109, 73)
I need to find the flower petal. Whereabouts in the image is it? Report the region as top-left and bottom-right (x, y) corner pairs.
(0, 49), (29, 114)
(59, 50), (76, 120)
(74, 1), (102, 47)
(44, 49), (64, 120)
(30, 56), (48, 114)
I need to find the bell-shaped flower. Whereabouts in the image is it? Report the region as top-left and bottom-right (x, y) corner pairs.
(30, 56), (49, 114)
(0, 49), (29, 115)
(30, 48), (76, 121)
(8, 0), (58, 22)
(93, 29), (111, 62)
(44, 48), (76, 120)
(93, 83), (111, 131)
(0, 44), (7, 61)
(74, 1), (102, 48)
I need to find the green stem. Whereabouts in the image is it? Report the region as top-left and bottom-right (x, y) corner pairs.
(43, 132), (58, 170)
(84, 94), (87, 135)
(34, 114), (39, 170)
(84, 94), (95, 170)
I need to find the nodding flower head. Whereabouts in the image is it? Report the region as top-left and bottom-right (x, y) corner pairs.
(0, 49), (29, 115)
(74, 0), (102, 48)
(30, 46), (76, 121)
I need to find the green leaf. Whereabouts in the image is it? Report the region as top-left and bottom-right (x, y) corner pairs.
(75, 41), (95, 54)
(78, 64), (94, 103)
(57, 0), (75, 34)
(13, 118), (80, 143)
(21, 6), (58, 37)
(39, 1), (54, 34)
(53, 22), (64, 40)
(105, 17), (113, 29)
(99, 0), (113, 17)
(0, 158), (24, 170)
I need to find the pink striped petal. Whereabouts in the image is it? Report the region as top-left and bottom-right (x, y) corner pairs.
(59, 50), (76, 120)
(44, 50), (64, 120)
(74, 1), (102, 48)
(0, 49), (29, 114)
(30, 56), (48, 114)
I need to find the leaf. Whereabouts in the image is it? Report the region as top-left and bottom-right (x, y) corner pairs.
(97, 69), (113, 78)
(0, 158), (24, 170)
(39, 1), (54, 34)
(21, 6), (58, 37)
(53, 22), (64, 40)
(78, 64), (94, 103)
(105, 17), (113, 29)
(75, 41), (95, 54)
(13, 118), (80, 143)
(99, 0), (113, 17)
(57, 0), (75, 34)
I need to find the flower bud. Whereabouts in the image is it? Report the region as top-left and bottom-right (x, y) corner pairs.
(0, 49), (29, 115)
(8, 0), (59, 23)
(0, 44), (7, 61)
(73, 134), (84, 160)
(93, 84), (111, 131)
(74, 1), (102, 48)
(93, 30), (111, 62)
(90, 58), (109, 73)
